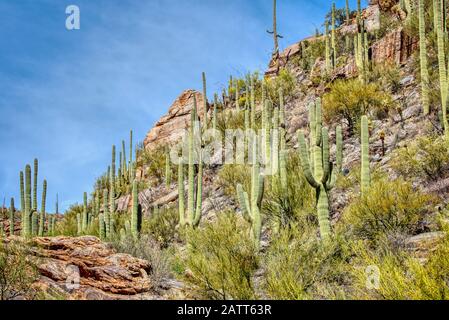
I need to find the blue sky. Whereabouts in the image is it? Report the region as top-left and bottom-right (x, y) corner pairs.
(0, 0), (365, 212)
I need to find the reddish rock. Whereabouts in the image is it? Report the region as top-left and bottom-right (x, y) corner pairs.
(371, 27), (418, 66)
(143, 90), (206, 151)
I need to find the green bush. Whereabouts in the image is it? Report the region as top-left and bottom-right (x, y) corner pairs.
(138, 145), (174, 186)
(0, 242), (39, 300)
(341, 178), (436, 245)
(183, 212), (259, 300)
(56, 204), (83, 236)
(350, 236), (449, 300)
(265, 224), (352, 300)
(142, 206), (179, 248)
(263, 151), (315, 230)
(322, 79), (394, 135)
(390, 135), (449, 181)
(217, 164), (251, 199)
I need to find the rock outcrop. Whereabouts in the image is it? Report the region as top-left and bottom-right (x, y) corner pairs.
(8, 236), (181, 300)
(143, 90), (206, 151)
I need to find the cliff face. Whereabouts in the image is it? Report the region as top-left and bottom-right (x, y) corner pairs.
(143, 89), (206, 151)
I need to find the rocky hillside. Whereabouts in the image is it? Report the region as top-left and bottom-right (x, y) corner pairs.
(3, 0), (449, 300)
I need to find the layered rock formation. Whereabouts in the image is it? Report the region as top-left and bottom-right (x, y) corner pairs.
(143, 90), (206, 151)
(8, 236), (182, 300)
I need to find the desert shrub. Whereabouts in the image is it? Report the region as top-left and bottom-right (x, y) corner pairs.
(56, 204), (83, 236)
(341, 178), (436, 245)
(142, 206), (178, 248)
(0, 242), (39, 300)
(217, 164), (251, 199)
(265, 69), (296, 102)
(390, 135), (449, 181)
(183, 212), (259, 300)
(265, 224), (352, 300)
(110, 234), (172, 288)
(322, 79), (394, 134)
(369, 63), (402, 94)
(350, 237), (449, 300)
(138, 145), (174, 186)
(263, 151), (315, 230)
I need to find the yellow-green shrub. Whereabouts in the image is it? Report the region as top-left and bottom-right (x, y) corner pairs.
(142, 206), (178, 248)
(265, 224), (352, 300)
(390, 135), (449, 181)
(322, 79), (393, 134)
(183, 212), (258, 300)
(341, 178), (436, 245)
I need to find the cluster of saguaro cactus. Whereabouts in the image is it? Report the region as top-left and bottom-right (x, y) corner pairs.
(237, 138), (265, 248)
(418, 0), (430, 115)
(297, 99), (343, 240)
(178, 94), (203, 228)
(354, 17), (369, 82)
(19, 159), (52, 238)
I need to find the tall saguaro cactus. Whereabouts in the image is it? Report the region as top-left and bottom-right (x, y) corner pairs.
(184, 96), (203, 228)
(331, 2), (337, 67)
(20, 171), (25, 214)
(297, 100), (343, 241)
(202, 72), (208, 128)
(33, 159), (38, 211)
(237, 138), (265, 248)
(361, 116), (371, 194)
(9, 198), (15, 236)
(38, 180), (47, 237)
(419, 0), (430, 115)
(131, 180), (142, 238)
(325, 21), (331, 72)
(165, 146), (172, 188)
(110, 145), (116, 215)
(434, 0), (449, 135)
(24, 165), (32, 237)
(82, 192), (88, 232)
(103, 189), (110, 238)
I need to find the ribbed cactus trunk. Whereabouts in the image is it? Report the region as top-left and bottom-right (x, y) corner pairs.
(237, 138), (265, 249)
(33, 159), (38, 212)
(419, 0), (430, 115)
(24, 165), (32, 237)
(202, 72), (208, 128)
(331, 2), (337, 67)
(272, 0), (279, 55)
(76, 213), (81, 235)
(20, 171), (25, 215)
(99, 213), (105, 239)
(9, 198), (14, 236)
(297, 100), (343, 241)
(131, 180), (141, 238)
(361, 116), (371, 194)
(38, 180), (47, 237)
(186, 96), (203, 228)
(82, 192), (88, 232)
(110, 145), (116, 217)
(32, 212), (38, 236)
(55, 193), (59, 215)
(434, 0), (449, 135)
(345, 0), (350, 23)
(235, 81), (240, 113)
(178, 154), (185, 226)
(250, 77), (256, 129)
(325, 21), (331, 72)
(103, 189), (110, 238)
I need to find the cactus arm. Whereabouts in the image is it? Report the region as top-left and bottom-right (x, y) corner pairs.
(237, 184), (252, 223)
(178, 159), (185, 226)
(257, 174), (265, 208)
(336, 125), (343, 172)
(38, 180), (47, 237)
(193, 154), (203, 227)
(298, 131), (320, 189)
(33, 159), (38, 211)
(202, 72), (208, 128)
(24, 165), (32, 237)
(187, 96), (196, 224)
(321, 127), (330, 184)
(315, 99), (323, 146)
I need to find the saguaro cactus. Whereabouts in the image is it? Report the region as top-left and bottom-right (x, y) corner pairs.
(38, 180), (47, 237)
(131, 180), (142, 238)
(24, 165), (32, 237)
(185, 96), (203, 228)
(202, 72), (208, 128)
(33, 159), (38, 211)
(110, 145), (116, 214)
(419, 0), (430, 115)
(237, 138), (265, 248)
(103, 189), (110, 238)
(325, 21), (331, 72)
(361, 115), (371, 194)
(331, 2), (337, 67)
(20, 171), (25, 214)
(82, 192), (88, 232)
(9, 198), (15, 236)
(297, 100), (343, 241)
